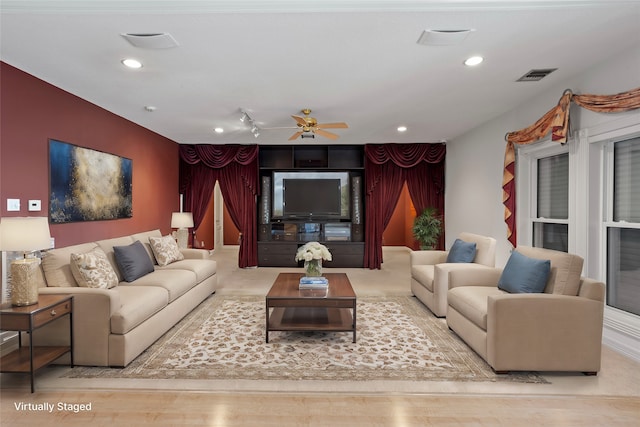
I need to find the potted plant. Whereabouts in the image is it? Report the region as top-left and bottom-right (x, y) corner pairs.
(412, 207), (443, 250)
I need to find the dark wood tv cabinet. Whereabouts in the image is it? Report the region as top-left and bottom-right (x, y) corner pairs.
(257, 145), (365, 268)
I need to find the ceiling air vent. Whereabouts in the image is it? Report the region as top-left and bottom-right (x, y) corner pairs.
(417, 29), (475, 46)
(121, 33), (179, 49)
(516, 68), (558, 82)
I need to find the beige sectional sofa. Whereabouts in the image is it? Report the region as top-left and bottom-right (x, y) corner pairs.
(445, 246), (605, 374)
(33, 229), (217, 367)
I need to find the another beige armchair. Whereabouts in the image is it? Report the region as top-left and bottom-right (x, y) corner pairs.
(446, 246), (605, 374)
(410, 232), (497, 317)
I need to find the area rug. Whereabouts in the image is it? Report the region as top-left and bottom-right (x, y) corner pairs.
(63, 295), (547, 384)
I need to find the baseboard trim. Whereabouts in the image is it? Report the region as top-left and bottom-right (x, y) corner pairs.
(602, 308), (640, 363)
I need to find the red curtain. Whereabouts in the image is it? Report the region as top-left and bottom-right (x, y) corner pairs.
(179, 145), (259, 268)
(364, 144), (446, 269)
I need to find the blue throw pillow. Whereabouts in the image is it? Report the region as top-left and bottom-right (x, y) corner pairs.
(498, 250), (551, 293)
(113, 240), (155, 282)
(446, 239), (477, 263)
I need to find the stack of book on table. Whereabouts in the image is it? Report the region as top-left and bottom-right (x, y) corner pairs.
(299, 276), (329, 289)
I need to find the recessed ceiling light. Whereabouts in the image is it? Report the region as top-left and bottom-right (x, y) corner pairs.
(121, 58), (143, 69)
(214, 127), (224, 133)
(464, 56), (484, 67)
(397, 126), (407, 132)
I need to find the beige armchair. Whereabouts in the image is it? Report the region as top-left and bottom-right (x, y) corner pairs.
(410, 232), (497, 317)
(446, 246), (605, 374)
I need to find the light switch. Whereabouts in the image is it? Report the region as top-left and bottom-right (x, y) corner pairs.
(7, 199), (20, 211)
(28, 200), (42, 211)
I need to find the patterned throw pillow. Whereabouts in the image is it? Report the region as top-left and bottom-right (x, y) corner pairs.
(149, 235), (185, 266)
(70, 247), (119, 289)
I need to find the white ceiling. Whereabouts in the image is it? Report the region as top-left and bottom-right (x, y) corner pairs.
(2, 1), (639, 145)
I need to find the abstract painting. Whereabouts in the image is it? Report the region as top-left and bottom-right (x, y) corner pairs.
(49, 139), (132, 223)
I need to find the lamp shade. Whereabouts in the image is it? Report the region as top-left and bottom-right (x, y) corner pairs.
(0, 217), (52, 252)
(171, 212), (194, 229)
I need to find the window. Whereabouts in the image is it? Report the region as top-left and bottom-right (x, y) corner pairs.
(533, 153), (569, 252)
(607, 137), (640, 316)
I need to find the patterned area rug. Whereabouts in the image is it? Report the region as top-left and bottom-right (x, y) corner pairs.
(63, 295), (547, 383)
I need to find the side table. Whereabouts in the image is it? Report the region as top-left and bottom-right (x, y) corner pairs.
(0, 294), (74, 392)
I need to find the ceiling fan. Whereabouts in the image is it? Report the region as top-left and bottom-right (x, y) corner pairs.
(288, 109), (348, 141)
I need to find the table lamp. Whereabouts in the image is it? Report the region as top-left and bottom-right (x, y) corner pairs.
(0, 217), (52, 306)
(171, 212), (194, 249)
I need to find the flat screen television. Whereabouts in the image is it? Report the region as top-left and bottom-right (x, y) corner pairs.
(272, 171), (350, 219)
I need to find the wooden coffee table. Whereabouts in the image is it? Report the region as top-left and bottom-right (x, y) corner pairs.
(265, 272), (357, 343)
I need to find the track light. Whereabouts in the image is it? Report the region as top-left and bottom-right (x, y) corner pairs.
(239, 108), (260, 138)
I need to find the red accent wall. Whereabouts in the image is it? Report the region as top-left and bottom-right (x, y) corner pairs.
(0, 62), (180, 247)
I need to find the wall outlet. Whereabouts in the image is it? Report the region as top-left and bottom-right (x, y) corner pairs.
(28, 200), (41, 211)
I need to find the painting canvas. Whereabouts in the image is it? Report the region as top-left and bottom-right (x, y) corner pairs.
(49, 139), (132, 223)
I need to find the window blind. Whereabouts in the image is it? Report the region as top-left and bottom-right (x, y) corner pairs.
(614, 137), (640, 223)
(537, 153), (568, 219)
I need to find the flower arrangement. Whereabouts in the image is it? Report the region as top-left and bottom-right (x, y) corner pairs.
(295, 241), (332, 262)
(295, 242), (332, 277)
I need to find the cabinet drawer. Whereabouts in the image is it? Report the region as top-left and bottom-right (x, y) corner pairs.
(32, 300), (71, 328)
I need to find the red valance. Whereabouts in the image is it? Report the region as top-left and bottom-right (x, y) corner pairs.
(365, 143), (446, 167)
(503, 87), (640, 247)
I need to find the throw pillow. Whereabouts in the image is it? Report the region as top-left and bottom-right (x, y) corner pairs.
(70, 247), (119, 289)
(498, 250), (551, 294)
(446, 239), (477, 263)
(149, 235), (185, 266)
(113, 240), (155, 282)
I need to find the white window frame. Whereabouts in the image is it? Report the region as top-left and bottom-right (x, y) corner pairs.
(516, 138), (572, 252)
(585, 115), (640, 362)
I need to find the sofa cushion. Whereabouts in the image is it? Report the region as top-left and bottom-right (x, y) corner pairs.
(516, 246), (583, 296)
(498, 250), (550, 294)
(448, 286), (506, 331)
(111, 285), (168, 334)
(411, 265), (435, 292)
(96, 235), (135, 282)
(446, 239), (477, 263)
(149, 235), (185, 266)
(70, 246), (119, 289)
(158, 258), (217, 283)
(124, 269), (197, 303)
(41, 242), (99, 287)
(113, 240), (155, 282)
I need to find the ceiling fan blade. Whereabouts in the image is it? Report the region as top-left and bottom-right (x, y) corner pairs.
(288, 131), (304, 141)
(316, 122), (348, 129)
(291, 115), (307, 126)
(314, 128), (339, 140)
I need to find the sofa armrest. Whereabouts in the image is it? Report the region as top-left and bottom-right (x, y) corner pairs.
(180, 248), (212, 260)
(37, 287), (121, 366)
(410, 250), (448, 266)
(447, 266), (502, 289)
(486, 293), (604, 372)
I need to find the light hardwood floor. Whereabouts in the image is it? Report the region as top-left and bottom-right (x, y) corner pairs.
(1, 247), (639, 426)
